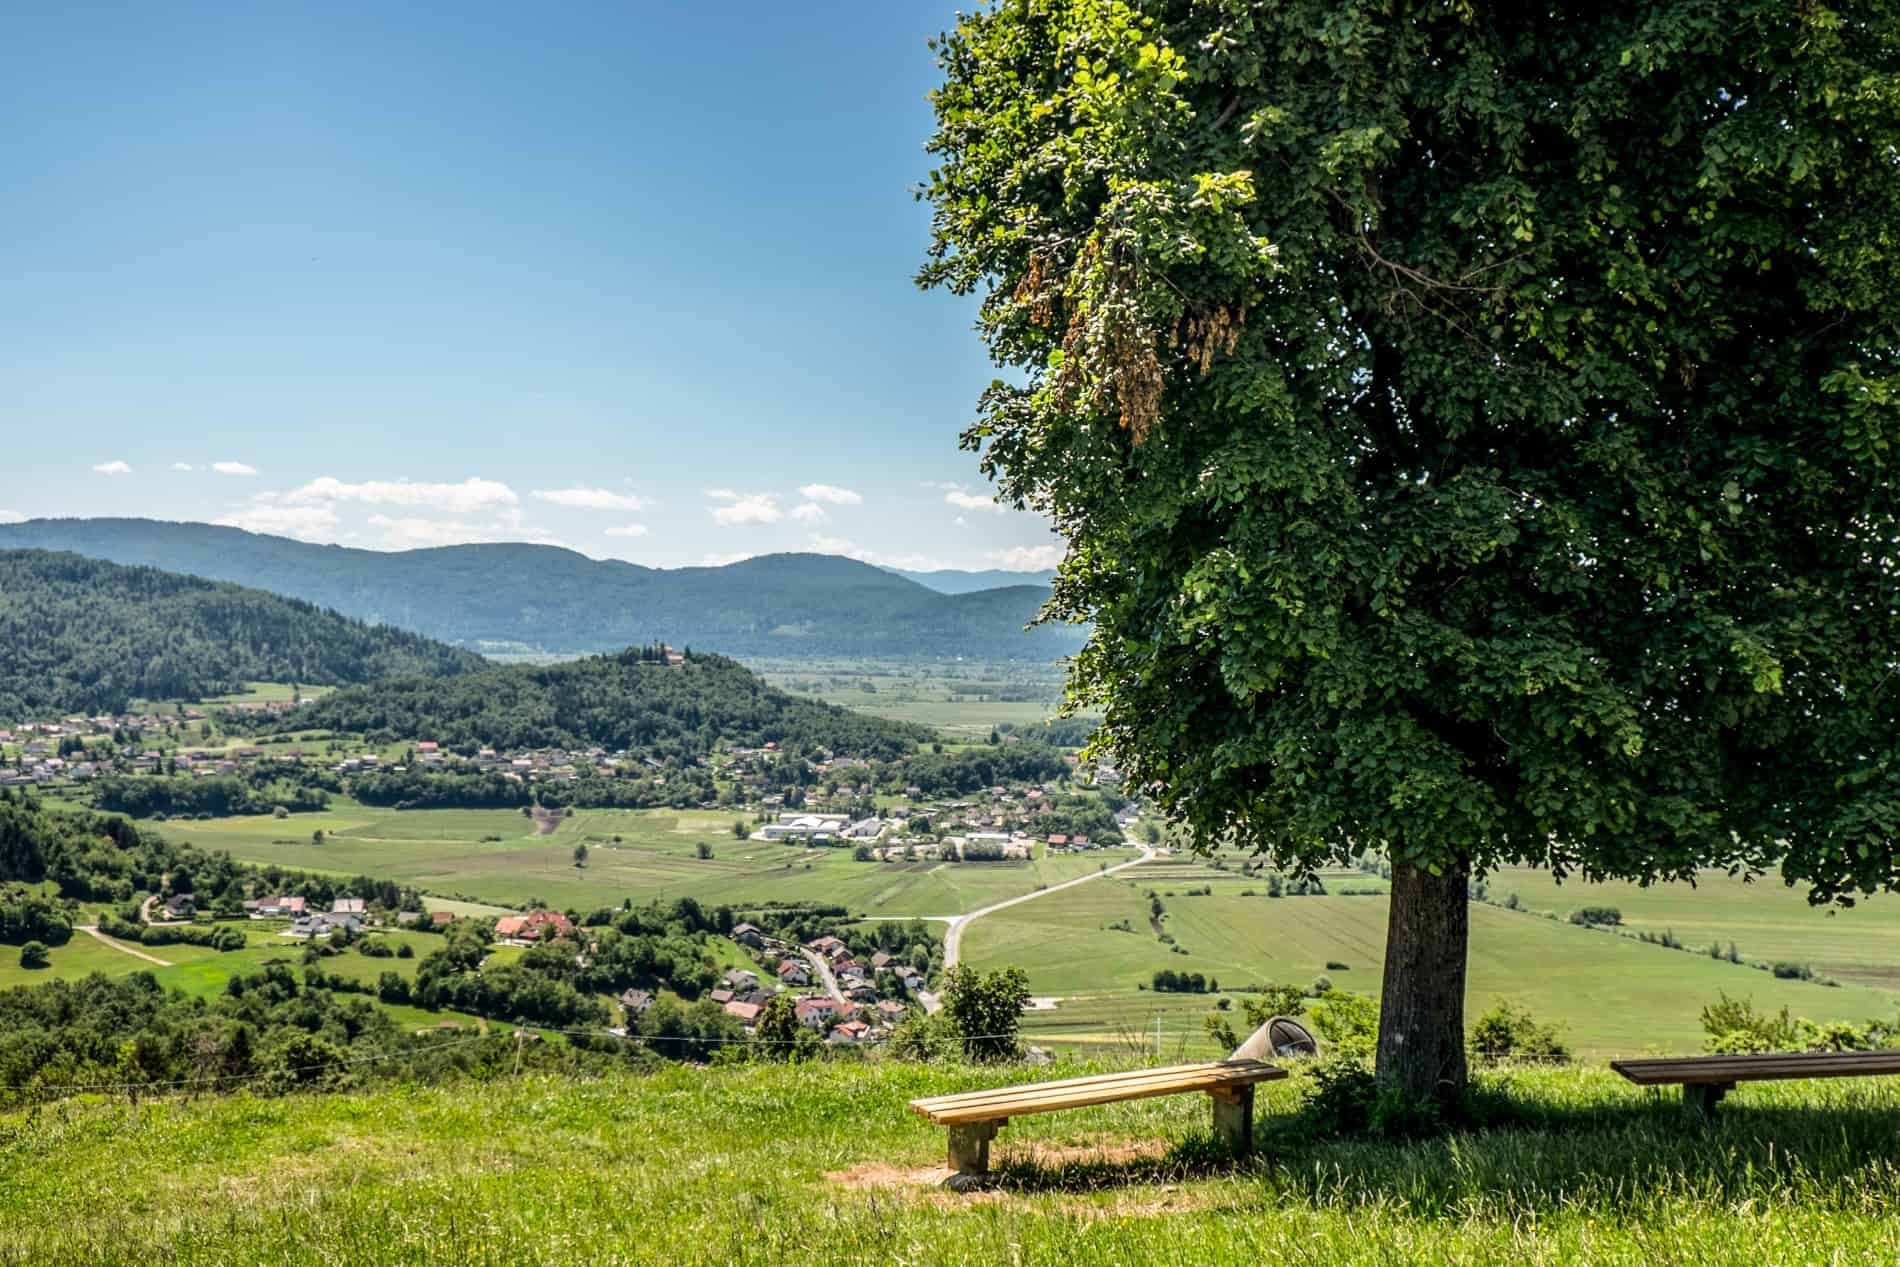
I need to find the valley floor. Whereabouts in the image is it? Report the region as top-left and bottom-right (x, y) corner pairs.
(5, 1060), (1900, 1265)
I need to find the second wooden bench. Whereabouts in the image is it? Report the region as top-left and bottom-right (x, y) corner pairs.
(1612, 1049), (1900, 1115)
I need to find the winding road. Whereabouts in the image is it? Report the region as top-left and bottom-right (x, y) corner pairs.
(77, 925), (172, 967)
(942, 843), (1159, 970)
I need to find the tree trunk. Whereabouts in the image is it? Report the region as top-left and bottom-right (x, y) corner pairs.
(1375, 861), (1470, 1104)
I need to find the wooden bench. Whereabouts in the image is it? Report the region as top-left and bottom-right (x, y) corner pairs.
(908, 1059), (1285, 1183)
(1612, 1049), (1900, 1116)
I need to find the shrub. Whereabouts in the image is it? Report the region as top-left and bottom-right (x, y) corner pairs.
(18, 940), (48, 969)
(1700, 993), (1798, 1053)
(1771, 961), (1814, 981)
(939, 964), (1030, 1062)
(1305, 990), (1381, 1060)
(1325, 961), (1350, 972)
(1307, 975), (1333, 996)
(1469, 1000), (1570, 1065)
(1569, 906), (1622, 927)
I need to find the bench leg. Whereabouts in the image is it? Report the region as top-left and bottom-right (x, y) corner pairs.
(1684, 1082), (1733, 1119)
(946, 1120), (1001, 1177)
(1210, 1085), (1254, 1156)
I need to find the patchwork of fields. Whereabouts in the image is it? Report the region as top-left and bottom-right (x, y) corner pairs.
(121, 803), (1900, 1057)
(148, 800), (1125, 916)
(960, 854), (1900, 1057)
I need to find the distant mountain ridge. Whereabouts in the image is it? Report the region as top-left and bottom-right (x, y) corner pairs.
(0, 549), (487, 717)
(889, 566), (1057, 594)
(0, 519), (1085, 661)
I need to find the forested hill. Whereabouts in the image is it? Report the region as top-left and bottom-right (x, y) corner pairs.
(0, 519), (1085, 660)
(0, 550), (487, 718)
(265, 649), (927, 759)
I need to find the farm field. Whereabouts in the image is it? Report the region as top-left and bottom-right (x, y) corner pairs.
(146, 800), (1126, 916)
(1488, 865), (1900, 990)
(7, 1060), (1900, 1266)
(750, 657), (1079, 739)
(964, 855), (1900, 1057)
(0, 929), (225, 990)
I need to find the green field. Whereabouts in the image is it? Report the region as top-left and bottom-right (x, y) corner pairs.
(150, 801), (1124, 916)
(1488, 865), (1900, 990)
(961, 855), (1900, 1057)
(6, 1059), (1900, 1266)
(0, 930), (221, 989)
(751, 657), (1082, 739)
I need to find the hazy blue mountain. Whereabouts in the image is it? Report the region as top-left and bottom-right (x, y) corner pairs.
(0, 519), (1085, 661)
(0, 549), (487, 717)
(889, 566), (1058, 594)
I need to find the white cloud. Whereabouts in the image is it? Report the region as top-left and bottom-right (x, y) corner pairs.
(987, 544), (1065, 570)
(92, 460), (131, 475)
(604, 523), (650, 538)
(945, 489), (1006, 513)
(807, 535), (952, 573)
(703, 488), (741, 501)
(798, 483), (862, 506)
(790, 501), (827, 523)
(213, 502), (340, 542)
(171, 462), (195, 472)
(286, 476), (518, 513)
(533, 487), (645, 511)
(0, 510), (25, 524)
(710, 493), (783, 526)
(212, 460), (258, 476)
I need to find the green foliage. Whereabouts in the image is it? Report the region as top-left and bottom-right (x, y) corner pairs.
(1469, 1001), (1571, 1066)
(1569, 907), (1623, 928)
(1306, 991), (1383, 1061)
(922, 0), (1900, 1096)
(280, 650), (924, 763)
(750, 993), (818, 1061)
(939, 963), (1030, 1062)
(0, 549), (483, 715)
(95, 765), (333, 818)
(16, 941), (48, 970)
(1700, 993), (1800, 1053)
(901, 744), (1071, 797)
(0, 888), (72, 947)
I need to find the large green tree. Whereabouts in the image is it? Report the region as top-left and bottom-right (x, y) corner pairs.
(921, 1), (1900, 1101)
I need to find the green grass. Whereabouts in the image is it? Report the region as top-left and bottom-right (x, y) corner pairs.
(146, 801), (1126, 916)
(5, 1060), (1900, 1265)
(1489, 864), (1900, 989)
(0, 932), (187, 988)
(963, 858), (1900, 1057)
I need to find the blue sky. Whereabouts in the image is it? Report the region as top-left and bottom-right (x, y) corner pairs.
(0, 1), (1058, 572)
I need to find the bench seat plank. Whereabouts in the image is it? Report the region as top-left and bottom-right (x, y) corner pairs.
(1612, 1050), (1900, 1087)
(909, 1060), (1284, 1126)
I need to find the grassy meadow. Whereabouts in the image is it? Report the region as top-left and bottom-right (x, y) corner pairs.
(962, 854), (1900, 1057)
(127, 802), (1900, 1056)
(5, 1059), (1900, 1265)
(752, 657), (1079, 739)
(147, 799), (1122, 915)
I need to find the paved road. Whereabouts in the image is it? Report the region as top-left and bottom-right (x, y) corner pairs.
(761, 935), (849, 1005)
(77, 925), (172, 967)
(941, 844), (1158, 970)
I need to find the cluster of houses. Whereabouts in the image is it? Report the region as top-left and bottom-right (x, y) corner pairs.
(0, 710), (306, 787)
(624, 923), (928, 1046)
(336, 741), (706, 789)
